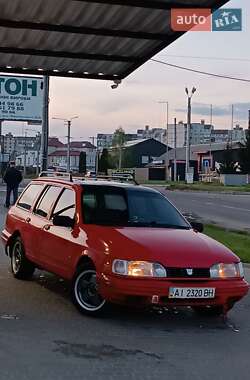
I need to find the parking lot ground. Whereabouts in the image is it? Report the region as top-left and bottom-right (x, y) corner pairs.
(0, 204), (250, 380)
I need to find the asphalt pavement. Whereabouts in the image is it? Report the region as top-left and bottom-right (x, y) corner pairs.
(1, 180), (250, 230)
(0, 203), (250, 380)
(162, 189), (250, 231)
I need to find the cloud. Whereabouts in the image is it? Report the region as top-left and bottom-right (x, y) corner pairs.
(175, 102), (250, 119)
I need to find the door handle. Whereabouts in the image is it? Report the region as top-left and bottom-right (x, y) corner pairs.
(26, 217), (31, 223)
(43, 224), (51, 231)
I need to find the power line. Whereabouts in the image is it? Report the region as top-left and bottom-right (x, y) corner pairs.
(158, 54), (250, 63)
(150, 58), (250, 83)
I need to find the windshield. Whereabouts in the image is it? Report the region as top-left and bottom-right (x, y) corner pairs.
(82, 186), (190, 229)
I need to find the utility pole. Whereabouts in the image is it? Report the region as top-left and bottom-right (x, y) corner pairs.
(89, 136), (98, 175)
(52, 116), (78, 172)
(0, 119), (3, 178)
(185, 87), (196, 182)
(36, 132), (41, 176)
(209, 104), (213, 170)
(96, 149), (99, 175)
(118, 146), (122, 170)
(67, 120), (71, 172)
(41, 75), (50, 171)
(89, 136), (96, 146)
(158, 101), (169, 179)
(0, 120), (2, 153)
(174, 118), (177, 182)
(24, 131), (27, 177)
(231, 104), (234, 147)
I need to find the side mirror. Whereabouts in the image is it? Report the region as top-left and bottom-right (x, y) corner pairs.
(190, 221), (204, 233)
(53, 215), (75, 228)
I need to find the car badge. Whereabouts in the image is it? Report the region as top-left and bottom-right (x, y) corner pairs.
(186, 268), (193, 276)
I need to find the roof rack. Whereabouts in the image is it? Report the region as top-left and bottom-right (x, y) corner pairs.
(39, 171), (73, 181)
(73, 174), (139, 185)
(101, 174), (138, 185)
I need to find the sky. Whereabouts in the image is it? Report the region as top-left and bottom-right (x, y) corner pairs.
(2, 0), (250, 143)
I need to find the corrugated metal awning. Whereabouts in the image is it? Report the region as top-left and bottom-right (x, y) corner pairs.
(0, 0), (229, 80)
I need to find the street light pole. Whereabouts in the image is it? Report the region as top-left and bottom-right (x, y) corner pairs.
(185, 87), (196, 182)
(52, 116), (78, 172)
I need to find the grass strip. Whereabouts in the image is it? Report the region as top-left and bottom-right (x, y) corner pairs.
(204, 224), (250, 263)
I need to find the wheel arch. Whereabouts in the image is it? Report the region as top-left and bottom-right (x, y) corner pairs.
(76, 255), (95, 271)
(7, 231), (21, 257)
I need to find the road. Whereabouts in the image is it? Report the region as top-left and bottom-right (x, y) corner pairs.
(0, 203), (250, 380)
(162, 190), (250, 231)
(1, 181), (250, 230)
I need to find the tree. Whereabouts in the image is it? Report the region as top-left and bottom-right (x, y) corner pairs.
(239, 130), (250, 174)
(79, 151), (86, 174)
(112, 127), (126, 169)
(98, 148), (111, 174)
(122, 149), (135, 168)
(219, 143), (237, 174)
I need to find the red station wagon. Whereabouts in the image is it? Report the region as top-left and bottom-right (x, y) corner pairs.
(2, 173), (249, 317)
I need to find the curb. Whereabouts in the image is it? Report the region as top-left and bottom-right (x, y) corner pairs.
(243, 263), (250, 268)
(165, 189), (250, 196)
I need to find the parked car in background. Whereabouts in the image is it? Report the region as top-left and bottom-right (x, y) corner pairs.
(85, 170), (96, 178)
(1, 173), (249, 316)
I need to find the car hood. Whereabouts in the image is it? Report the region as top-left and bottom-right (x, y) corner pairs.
(87, 226), (239, 268)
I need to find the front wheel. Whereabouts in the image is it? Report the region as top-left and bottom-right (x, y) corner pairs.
(10, 237), (35, 280)
(71, 266), (108, 317)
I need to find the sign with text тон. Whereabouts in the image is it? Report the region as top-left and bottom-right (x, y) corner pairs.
(0, 75), (43, 121)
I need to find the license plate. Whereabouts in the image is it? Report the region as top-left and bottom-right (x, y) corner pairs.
(169, 287), (215, 299)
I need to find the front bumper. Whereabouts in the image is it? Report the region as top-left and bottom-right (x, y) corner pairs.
(100, 274), (249, 309)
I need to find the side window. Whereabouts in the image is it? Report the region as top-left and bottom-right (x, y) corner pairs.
(17, 184), (44, 211)
(83, 192), (97, 224)
(52, 188), (76, 219)
(104, 194), (127, 211)
(82, 186), (128, 225)
(34, 186), (62, 218)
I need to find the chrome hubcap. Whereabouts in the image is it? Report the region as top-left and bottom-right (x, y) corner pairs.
(75, 270), (106, 311)
(12, 242), (22, 273)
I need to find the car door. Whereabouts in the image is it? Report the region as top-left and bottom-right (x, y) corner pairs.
(14, 183), (45, 262)
(37, 187), (80, 279)
(31, 184), (63, 267)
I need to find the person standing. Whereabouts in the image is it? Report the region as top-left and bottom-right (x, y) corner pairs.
(3, 161), (23, 208)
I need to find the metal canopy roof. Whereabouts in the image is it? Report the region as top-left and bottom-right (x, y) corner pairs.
(0, 0), (229, 81)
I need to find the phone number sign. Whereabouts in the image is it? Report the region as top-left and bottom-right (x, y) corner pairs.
(0, 75), (44, 121)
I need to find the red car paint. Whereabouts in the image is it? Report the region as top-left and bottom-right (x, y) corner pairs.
(2, 178), (249, 313)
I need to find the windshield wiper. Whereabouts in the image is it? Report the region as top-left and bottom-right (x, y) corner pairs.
(128, 221), (190, 229)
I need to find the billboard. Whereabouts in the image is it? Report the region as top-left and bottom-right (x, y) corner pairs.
(0, 75), (43, 121)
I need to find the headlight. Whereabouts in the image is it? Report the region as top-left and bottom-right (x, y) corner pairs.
(210, 263), (244, 279)
(112, 260), (167, 278)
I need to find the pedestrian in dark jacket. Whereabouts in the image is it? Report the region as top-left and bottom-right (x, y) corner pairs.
(3, 161), (23, 208)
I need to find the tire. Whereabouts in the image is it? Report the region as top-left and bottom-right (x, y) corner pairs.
(10, 237), (35, 280)
(192, 305), (224, 317)
(71, 265), (108, 317)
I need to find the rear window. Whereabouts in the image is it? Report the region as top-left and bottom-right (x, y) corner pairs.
(34, 186), (62, 218)
(17, 184), (44, 211)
